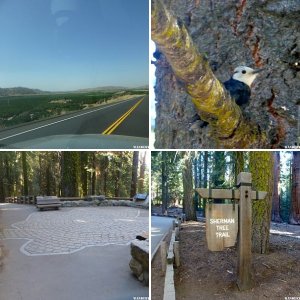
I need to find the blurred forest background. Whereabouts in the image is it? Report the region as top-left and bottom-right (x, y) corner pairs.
(152, 151), (299, 226)
(0, 151), (148, 200)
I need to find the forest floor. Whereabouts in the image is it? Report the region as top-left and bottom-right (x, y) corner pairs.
(171, 221), (300, 300)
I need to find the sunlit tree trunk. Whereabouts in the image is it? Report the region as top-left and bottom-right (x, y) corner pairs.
(183, 152), (197, 221)
(138, 152), (147, 193)
(249, 152), (274, 254)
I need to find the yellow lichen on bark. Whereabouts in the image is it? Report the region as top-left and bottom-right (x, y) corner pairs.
(249, 152), (274, 253)
(151, 0), (267, 148)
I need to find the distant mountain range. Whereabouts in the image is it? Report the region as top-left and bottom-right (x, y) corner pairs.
(0, 85), (148, 96)
(0, 87), (46, 96)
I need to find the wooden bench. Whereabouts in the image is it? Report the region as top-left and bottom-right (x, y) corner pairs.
(36, 196), (61, 211)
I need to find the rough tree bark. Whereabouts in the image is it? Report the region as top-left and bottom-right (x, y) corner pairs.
(289, 151), (300, 224)
(249, 152), (274, 254)
(152, 0), (300, 149)
(235, 152), (245, 182)
(272, 152), (282, 222)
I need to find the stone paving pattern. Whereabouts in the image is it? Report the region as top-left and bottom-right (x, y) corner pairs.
(0, 207), (148, 256)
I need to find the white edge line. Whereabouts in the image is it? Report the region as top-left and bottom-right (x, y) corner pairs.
(0, 98), (136, 142)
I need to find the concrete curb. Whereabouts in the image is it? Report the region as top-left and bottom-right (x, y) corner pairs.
(163, 230), (177, 300)
(151, 229), (169, 261)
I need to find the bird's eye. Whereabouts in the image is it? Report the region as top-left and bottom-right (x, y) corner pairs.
(242, 70), (246, 74)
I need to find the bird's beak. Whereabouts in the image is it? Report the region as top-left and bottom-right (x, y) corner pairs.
(252, 68), (265, 74)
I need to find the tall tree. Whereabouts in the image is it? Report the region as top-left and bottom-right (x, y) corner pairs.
(21, 152), (29, 196)
(130, 151), (139, 197)
(202, 151), (209, 216)
(182, 152), (197, 221)
(249, 152), (274, 254)
(235, 152), (245, 182)
(0, 154), (5, 202)
(91, 152), (96, 195)
(289, 152), (300, 224)
(211, 152), (226, 188)
(138, 152), (147, 194)
(161, 151), (168, 214)
(61, 152), (80, 197)
(272, 152), (282, 222)
(114, 153), (122, 197)
(80, 152), (89, 196)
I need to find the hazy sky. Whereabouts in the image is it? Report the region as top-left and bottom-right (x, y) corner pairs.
(0, 0), (149, 91)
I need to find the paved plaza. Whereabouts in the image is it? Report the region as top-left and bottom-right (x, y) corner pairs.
(0, 206), (148, 256)
(0, 204), (149, 300)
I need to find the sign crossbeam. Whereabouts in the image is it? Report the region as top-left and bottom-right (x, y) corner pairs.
(195, 188), (267, 201)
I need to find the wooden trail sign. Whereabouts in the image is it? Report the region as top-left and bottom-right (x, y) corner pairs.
(206, 204), (238, 251)
(195, 172), (267, 291)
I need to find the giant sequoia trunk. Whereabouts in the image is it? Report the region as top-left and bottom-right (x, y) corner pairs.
(152, 0), (300, 149)
(182, 152), (197, 221)
(249, 152), (274, 254)
(289, 151), (300, 224)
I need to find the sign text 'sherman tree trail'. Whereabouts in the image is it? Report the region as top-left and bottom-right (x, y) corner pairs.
(206, 204), (238, 251)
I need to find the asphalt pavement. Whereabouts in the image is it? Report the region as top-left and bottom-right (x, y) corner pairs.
(151, 216), (174, 259)
(0, 95), (149, 148)
(0, 204), (149, 300)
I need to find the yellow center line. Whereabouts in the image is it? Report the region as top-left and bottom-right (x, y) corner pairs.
(102, 97), (144, 135)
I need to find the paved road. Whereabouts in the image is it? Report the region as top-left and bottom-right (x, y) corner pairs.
(0, 204), (149, 300)
(0, 96), (149, 148)
(151, 216), (174, 258)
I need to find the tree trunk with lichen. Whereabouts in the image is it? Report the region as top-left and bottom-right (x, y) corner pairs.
(152, 0), (300, 149)
(249, 152), (274, 254)
(235, 152), (245, 181)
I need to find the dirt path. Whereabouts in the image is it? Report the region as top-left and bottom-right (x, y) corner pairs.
(174, 221), (300, 300)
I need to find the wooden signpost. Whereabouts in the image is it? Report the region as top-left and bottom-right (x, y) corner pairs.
(195, 172), (267, 291)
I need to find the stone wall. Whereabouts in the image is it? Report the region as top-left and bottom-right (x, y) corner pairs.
(129, 239), (149, 286)
(61, 199), (149, 209)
